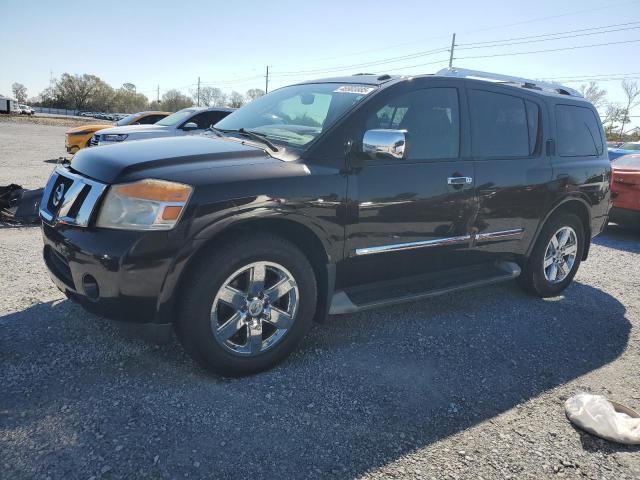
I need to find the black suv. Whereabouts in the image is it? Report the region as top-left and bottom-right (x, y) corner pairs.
(40, 69), (611, 376)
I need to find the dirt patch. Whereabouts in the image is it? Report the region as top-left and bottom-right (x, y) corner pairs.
(0, 114), (111, 129)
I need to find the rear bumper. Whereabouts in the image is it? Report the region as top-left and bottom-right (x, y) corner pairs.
(41, 222), (178, 328)
(609, 206), (640, 226)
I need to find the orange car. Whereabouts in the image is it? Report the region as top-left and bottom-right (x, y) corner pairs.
(65, 111), (170, 153)
(610, 153), (640, 227)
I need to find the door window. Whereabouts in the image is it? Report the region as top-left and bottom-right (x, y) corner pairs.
(470, 90), (534, 158)
(186, 111), (230, 129)
(368, 88), (460, 160)
(555, 105), (603, 157)
(138, 114), (164, 124)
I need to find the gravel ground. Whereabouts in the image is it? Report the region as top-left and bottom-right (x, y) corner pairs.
(1, 122), (639, 480)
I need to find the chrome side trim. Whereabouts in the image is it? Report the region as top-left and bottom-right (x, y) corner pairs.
(354, 228), (525, 256)
(355, 235), (471, 256)
(475, 228), (524, 242)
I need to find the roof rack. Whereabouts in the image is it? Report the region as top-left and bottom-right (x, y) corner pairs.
(436, 67), (583, 98)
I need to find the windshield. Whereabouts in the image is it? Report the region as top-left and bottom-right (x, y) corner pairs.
(619, 142), (640, 151)
(115, 113), (141, 126)
(215, 83), (377, 149)
(156, 109), (194, 127)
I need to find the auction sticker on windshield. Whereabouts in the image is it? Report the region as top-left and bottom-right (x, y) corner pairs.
(333, 85), (376, 95)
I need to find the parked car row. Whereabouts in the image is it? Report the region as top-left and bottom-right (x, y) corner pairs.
(65, 111), (171, 153)
(66, 107), (233, 153)
(79, 112), (129, 121)
(42, 68), (613, 375)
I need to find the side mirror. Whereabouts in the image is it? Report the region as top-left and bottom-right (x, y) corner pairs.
(182, 122), (198, 131)
(362, 129), (407, 160)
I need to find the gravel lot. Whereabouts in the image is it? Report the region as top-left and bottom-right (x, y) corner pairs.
(1, 120), (639, 480)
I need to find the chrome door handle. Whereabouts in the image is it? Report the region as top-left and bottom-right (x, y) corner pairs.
(447, 176), (473, 185)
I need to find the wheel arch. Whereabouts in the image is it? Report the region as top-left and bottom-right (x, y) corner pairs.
(527, 197), (592, 260)
(166, 215), (336, 326)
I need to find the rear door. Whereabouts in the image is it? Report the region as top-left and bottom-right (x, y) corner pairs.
(341, 79), (478, 287)
(467, 84), (553, 260)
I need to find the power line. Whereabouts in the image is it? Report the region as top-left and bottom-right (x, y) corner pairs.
(457, 20), (640, 46)
(455, 39), (640, 60)
(456, 25), (640, 50)
(268, 0), (639, 69)
(272, 46), (449, 77)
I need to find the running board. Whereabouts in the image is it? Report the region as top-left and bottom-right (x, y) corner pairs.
(329, 261), (521, 315)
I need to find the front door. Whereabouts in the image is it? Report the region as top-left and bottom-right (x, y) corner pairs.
(340, 80), (478, 288)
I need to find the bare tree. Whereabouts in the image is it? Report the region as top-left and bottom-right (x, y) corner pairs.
(162, 89), (193, 112)
(602, 103), (626, 138)
(579, 81), (607, 110)
(11, 82), (27, 103)
(620, 79), (640, 137)
(245, 88), (265, 102)
(228, 91), (245, 108)
(190, 86), (227, 107)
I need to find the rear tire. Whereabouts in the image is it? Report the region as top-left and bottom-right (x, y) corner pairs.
(176, 233), (317, 376)
(518, 212), (585, 297)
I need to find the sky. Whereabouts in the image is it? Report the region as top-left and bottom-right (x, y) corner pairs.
(1, 0), (639, 124)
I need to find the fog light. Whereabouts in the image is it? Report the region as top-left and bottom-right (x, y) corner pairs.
(82, 274), (99, 300)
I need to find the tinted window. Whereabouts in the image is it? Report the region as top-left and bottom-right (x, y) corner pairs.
(138, 114), (163, 125)
(470, 90), (530, 158)
(556, 105), (603, 157)
(368, 88), (460, 160)
(188, 111), (230, 129)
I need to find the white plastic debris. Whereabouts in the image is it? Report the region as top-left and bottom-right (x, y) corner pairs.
(565, 393), (640, 445)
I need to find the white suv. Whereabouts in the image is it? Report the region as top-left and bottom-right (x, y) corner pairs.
(90, 106), (234, 146)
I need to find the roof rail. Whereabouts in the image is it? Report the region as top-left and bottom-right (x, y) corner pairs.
(436, 67), (583, 98)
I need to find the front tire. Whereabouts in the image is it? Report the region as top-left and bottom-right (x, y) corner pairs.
(176, 234), (317, 376)
(518, 212), (585, 297)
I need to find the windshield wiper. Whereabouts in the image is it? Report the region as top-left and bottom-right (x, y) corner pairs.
(207, 125), (225, 137)
(237, 128), (279, 152)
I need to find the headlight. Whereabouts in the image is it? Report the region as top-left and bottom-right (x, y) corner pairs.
(103, 134), (128, 142)
(96, 179), (193, 230)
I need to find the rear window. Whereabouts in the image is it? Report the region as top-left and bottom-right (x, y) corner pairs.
(613, 155), (640, 169)
(555, 105), (603, 157)
(470, 90), (539, 158)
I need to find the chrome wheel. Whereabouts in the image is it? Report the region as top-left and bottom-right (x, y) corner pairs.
(543, 226), (578, 284)
(210, 261), (299, 356)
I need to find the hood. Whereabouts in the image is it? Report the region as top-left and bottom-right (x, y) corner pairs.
(95, 124), (171, 135)
(71, 135), (277, 184)
(66, 123), (113, 134)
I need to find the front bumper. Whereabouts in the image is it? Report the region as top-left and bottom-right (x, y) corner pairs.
(41, 222), (178, 329)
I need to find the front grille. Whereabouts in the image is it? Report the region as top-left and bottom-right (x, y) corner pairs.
(89, 134), (100, 146)
(39, 166), (107, 227)
(44, 246), (75, 289)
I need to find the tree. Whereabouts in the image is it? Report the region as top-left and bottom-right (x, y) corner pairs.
(579, 81), (607, 110)
(12, 83), (27, 103)
(112, 87), (148, 113)
(602, 103), (626, 137)
(620, 79), (640, 137)
(122, 83), (136, 92)
(245, 88), (265, 102)
(162, 89), (192, 111)
(228, 91), (245, 108)
(191, 86), (227, 107)
(53, 73), (111, 111)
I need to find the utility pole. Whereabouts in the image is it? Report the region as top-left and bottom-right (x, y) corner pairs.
(157, 85), (160, 103)
(448, 33), (456, 69)
(265, 66), (269, 94)
(197, 77), (201, 107)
